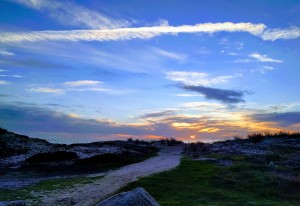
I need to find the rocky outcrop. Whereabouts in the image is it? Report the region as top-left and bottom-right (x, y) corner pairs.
(96, 187), (160, 206)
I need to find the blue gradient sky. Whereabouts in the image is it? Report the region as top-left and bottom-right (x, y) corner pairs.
(0, 0), (300, 143)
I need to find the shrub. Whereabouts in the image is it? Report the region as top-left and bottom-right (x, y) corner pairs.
(0, 127), (8, 135)
(26, 151), (78, 163)
(159, 137), (183, 146)
(247, 131), (300, 143)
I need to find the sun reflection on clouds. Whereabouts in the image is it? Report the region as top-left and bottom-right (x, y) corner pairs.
(199, 127), (220, 133)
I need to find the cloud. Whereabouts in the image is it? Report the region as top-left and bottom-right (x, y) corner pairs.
(249, 53), (283, 63)
(140, 110), (177, 118)
(182, 101), (226, 109)
(0, 103), (148, 137)
(64, 80), (102, 87)
(250, 111), (300, 127)
(12, 0), (130, 29)
(153, 48), (187, 61)
(251, 66), (275, 74)
(27, 81), (124, 95)
(0, 49), (14, 56)
(176, 93), (203, 97)
(0, 74), (22, 78)
(27, 87), (63, 93)
(260, 27), (300, 41)
(181, 85), (247, 104)
(166, 71), (235, 86)
(0, 93), (16, 97)
(0, 22), (267, 43)
(0, 102), (287, 143)
(0, 80), (10, 85)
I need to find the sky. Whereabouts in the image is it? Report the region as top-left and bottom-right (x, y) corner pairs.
(0, 0), (300, 143)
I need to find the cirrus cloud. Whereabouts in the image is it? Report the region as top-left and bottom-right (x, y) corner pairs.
(0, 22), (266, 43)
(64, 80), (102, 87)
(166, 71), (236, 86)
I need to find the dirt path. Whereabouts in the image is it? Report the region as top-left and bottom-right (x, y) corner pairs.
(38, 145), (183, 206)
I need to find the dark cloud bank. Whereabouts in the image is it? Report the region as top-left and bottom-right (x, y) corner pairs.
(181, 85), (248, 104)
(251, 111), (300, 127)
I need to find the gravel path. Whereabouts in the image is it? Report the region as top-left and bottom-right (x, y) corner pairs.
(38, 145), (183, 206)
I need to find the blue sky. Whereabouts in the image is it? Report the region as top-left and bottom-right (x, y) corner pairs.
(0, 0), (300, 143)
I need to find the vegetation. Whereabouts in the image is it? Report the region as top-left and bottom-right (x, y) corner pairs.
(0, 175), (103, 202)
(157, 137), (183, 146)
(26, 151), (78, 163)
(75, 152), (157, 171)
(0, 127), (8, 135)
(119, 156), (300, 206)
(247, 131), (300, 143)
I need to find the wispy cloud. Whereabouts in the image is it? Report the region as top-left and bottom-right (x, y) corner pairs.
(250, 111), (300, 127)
(0, 74), (22, 78)
(181, 85), (248, 104)
(12, 0), (131, 29)
(249, 53), (283, 63)
(140, 110), (177, 119)
(176, 93), (203, 97)
(2, 22), (299, 43)
(251, 66), (275, 74)
(153, 47), (187, 61)
(166, 71), (236, 86)
(27, 80), (125, 94)
(27, 87), (63, 93)
(0, 49), (14, 56)
(260, 27), (300, 41)
(64, 80), (102, 87)
(0, 22), (266, 43)
(0, 80), (10, 85)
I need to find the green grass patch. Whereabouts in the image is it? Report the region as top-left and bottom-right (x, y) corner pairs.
(119, 157), (300, 206)
(0, 175), (103, 202)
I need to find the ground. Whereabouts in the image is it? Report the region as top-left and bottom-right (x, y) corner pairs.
(0, 145), (183, 205)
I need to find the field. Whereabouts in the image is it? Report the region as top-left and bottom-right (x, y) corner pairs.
(120, 155), (300, 206)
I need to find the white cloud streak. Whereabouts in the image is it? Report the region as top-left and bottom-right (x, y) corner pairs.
(1, 21), (299, 43)
(166, 71), (236, 86)
(260, 27), (300, 41)
(249, 53), (283, 63)
(153, 48), (187, 61)
(0, 80), (10, 85)
(64, 80), (102, 87)
(0, 49), (14, 56)
(0, 22), (266, 43)
(0, 74), (22, 78)
(27, 87), (63, 93)
(12, 0), (130, 29)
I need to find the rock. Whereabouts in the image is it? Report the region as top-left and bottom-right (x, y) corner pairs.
(96, 187), (160, 206)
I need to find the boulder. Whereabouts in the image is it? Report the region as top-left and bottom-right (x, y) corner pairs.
(96, 187), (160, 206)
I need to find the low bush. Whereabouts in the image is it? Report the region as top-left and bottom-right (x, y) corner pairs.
(0, 127), (8, 135)
(248, 131), (300, 143)
(26, 151), (78, 163)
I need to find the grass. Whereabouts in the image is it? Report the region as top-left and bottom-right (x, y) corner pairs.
(119, 156), (300, 206)
(0, 175), (103, 202)
(248, 131), (300, 143)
